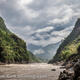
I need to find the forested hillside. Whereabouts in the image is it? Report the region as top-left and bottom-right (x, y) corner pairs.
(0, 17), (40, 63)
(49, 18), (80, 63)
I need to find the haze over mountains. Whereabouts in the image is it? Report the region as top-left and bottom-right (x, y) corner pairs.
(28, 42), (61, 61)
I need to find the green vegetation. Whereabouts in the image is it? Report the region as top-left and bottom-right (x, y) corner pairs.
(50, 18), (80, 63)
(0, 17), (40, 63)
(27, 51), (42, 63)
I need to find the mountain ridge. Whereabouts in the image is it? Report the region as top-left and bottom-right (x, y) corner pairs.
(28, 42), (60, 61)
(49, 18), (80, 63)
(0, 17), (40, 64)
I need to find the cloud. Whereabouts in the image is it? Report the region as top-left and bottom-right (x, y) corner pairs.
(19, 0), (33, 5)
(17, 0), (39, 19)
(34, 49), (45, 55)
(51, 26), (74, 38)
(0, 0), (6, 4)
(36, 26), (54, 33)
(0, 0), (80, 54)
(49, 5), (74, 24)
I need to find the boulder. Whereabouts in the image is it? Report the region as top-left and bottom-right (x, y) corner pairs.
(73, 61), (80, 80)
(58, 70), (73, 80)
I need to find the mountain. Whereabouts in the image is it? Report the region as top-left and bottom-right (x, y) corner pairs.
(49, 18), (80, 63)
(28, 42), (60, 61)
(0, 17), (40, 63)
(27, 51), (42, 63)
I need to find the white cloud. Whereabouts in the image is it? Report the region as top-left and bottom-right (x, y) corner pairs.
(34, 49), (45, 55)
(49, 5), (74, 24)
(26, 26), (74, 47)
(19, 0), (33, 5)
(51, 26), (74, 38)
(16, 0), (39, 19)
(36, 26), (54, 33)
(25, 36), (61, 47)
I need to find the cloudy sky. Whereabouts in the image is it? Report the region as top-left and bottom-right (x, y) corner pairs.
(0, 0), (80, 55)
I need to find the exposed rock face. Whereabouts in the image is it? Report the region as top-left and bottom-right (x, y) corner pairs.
(73, 61), (80, 80)
(58, 46), (80, 80)
(58, 70), (74, 80)
(58, 61), (80, 80)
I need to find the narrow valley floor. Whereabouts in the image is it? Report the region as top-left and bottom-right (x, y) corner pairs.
(0, 63), (64, 80)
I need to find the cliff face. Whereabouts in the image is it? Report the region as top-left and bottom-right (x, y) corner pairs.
(0, 17), (39, 63)
(50, 18), (80, 63)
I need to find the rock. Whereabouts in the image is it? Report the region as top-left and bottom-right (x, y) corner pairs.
(73, 61), (80, 80)
(78, 77), (80, 80)
(58, 60), (80, 80)
(60, 66), (66, 69)
(58, 70), (73, 80)
(51, 69), (56, 71)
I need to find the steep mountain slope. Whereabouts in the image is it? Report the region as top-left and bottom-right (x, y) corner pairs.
(28, 42), (60, 61)
(27, 51), (42, 63)
(0, 17), (40, 63)
(50, 18), (80, 63)
(36, 42), (61, 61)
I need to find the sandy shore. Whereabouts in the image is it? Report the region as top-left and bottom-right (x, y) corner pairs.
(0, 63), (64, 80)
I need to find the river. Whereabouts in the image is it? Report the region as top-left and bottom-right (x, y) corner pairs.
(0, 63), (64, 80)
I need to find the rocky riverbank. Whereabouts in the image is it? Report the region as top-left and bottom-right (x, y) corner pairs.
(58, 60), (80, 80)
